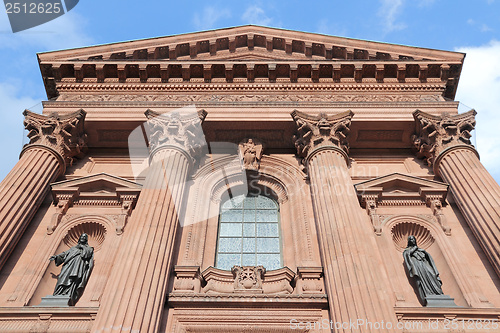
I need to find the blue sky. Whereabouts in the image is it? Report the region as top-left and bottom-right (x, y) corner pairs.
(0, 0), (499, 182)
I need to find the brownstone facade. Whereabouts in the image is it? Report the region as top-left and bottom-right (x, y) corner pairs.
(0, 26), (499, 332)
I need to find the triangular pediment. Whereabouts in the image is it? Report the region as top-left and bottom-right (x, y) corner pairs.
(37, 25), (465, 100)
(38, 25), (463, 63)
(51, 173), (142, 202)
(354, 173), (448, 203)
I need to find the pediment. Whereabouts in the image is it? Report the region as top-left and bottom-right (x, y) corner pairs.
(38, 25), (463, 63)
(37, 25), (465, 100)
(51, 173), (142, 203)
(354, 173), (448, 204)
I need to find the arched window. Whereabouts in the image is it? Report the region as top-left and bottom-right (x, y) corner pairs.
(216, 194), (282, 270)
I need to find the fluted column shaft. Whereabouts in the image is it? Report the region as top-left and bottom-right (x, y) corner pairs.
(307, 147), (397, 333)
(0, 146), (63, 270)
(0, 109), (86, 272)
(437, 146), (500, 277)
(92, 148), (190, 333)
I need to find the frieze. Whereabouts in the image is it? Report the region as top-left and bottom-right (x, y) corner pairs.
(57, 93), (444, 103)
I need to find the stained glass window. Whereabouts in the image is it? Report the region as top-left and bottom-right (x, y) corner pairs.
(216, 194), (281, 270)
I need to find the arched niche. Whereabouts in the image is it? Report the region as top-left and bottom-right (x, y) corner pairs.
(384, 215), (481, 308)
(28, 216), (116, 307)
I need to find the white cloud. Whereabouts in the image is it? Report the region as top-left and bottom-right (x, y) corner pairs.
(0, 9), (92, 51)
(455, 40), (500, 182)
(0, 81), (40, 181)
(466, 18), (494, 33)
(378, 0), (406, 33)
(241, 5), (273, 26)
(192, 6), (231, 31)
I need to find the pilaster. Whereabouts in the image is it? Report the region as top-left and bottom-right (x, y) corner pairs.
(413, 109), (500, 278)
(291, 110), (398, 332)
(0, 109), (86, 271)
(92, 109), (206, 333)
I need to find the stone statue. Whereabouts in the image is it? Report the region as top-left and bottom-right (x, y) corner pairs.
(403, 235), (443, 304)
(49, 233), (94, 305)
(239, 139), (263, 170)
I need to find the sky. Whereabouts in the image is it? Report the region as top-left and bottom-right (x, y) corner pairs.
(0, 0), (499, 183)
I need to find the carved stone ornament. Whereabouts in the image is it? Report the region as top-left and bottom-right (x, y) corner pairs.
(238, 138), (263, 170)
(23, 109), (87, 166)
(200, 266), (295, 295)
(232, 265), (266, 292)
(144, 108), (207, 160)
(412, 109), (476, 167)
(291, 109), (353, 161)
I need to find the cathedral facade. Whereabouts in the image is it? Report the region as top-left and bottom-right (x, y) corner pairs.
(0, 26), (499, 332)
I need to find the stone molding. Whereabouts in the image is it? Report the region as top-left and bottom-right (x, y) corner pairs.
(21, 109), (87, 169)
(291, 109), (353, 163)
(0, 307), (97, 333)
(144, 108), (207, 162)
(412, 109), (477, 168)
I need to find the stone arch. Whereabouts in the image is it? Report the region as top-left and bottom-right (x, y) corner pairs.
(177, 154), (321, 271)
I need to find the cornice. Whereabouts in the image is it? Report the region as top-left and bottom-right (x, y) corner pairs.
(55, 81), (446, 92)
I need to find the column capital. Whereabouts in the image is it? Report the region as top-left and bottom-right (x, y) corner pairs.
(412, 109), (477, 171)
(144, 108), (207, 164)
(21, 109), (87, 173)
(291, 109), (353, 164)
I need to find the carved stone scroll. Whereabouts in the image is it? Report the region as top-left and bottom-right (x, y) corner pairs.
(360, 194), (382, 235)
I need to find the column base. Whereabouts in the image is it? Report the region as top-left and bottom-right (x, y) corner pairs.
(37, 295), (71, 307)
(425, 295), (458, 307)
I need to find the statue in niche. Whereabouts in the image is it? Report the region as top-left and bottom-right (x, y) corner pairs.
(49, 233), (94, 305)
(403, 235), (443, 304)
(239, 139), (263, 170)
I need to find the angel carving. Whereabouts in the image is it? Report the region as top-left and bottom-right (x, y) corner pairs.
(239, 139), (263, 170)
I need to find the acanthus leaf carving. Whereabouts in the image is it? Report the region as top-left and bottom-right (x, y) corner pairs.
(291, 109), (353, 161)
(412, 109), (476, 166)
(144, 108), (207, 161)
(23, 109), (87, 166)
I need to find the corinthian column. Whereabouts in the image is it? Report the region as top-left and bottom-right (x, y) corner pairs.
(0, 109), (86, 271)
(93, 109), (207, 333)
(291, 110), (397, 333)
(413, 109), (500, 278)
